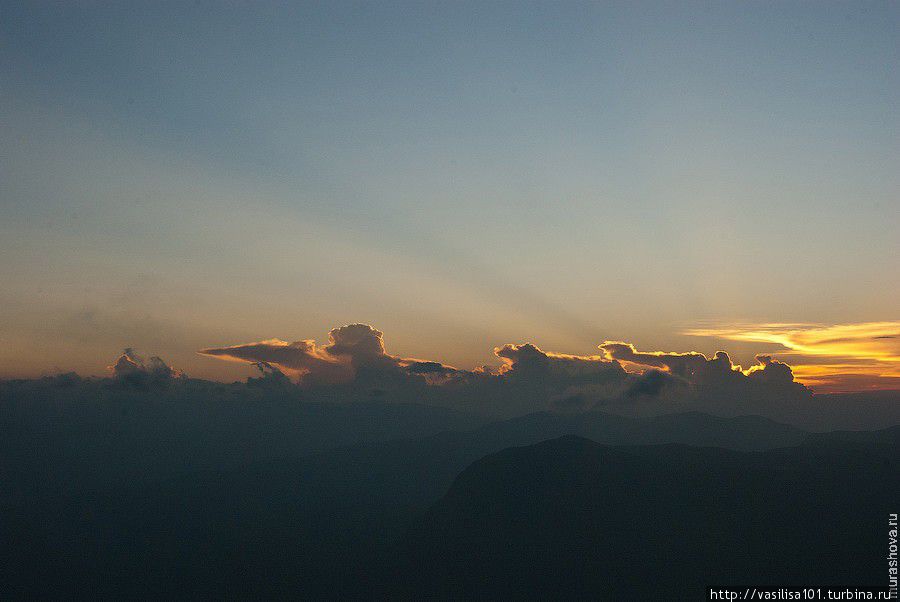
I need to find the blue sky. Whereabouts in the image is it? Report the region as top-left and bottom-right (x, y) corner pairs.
(1, 1), (897, 385)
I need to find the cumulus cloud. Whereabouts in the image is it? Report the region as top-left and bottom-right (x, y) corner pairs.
(745, 354), (795, 385)
(599, 341), (807, 399)
(599, 342), (733, 381)
(4, 323), (894, 433)
(108, 348), (184, 388)
(197, 324), (814, 418)
(495, 343), (624, 380)
(599, 342), (796, 387)
(9, 322), (891, 428)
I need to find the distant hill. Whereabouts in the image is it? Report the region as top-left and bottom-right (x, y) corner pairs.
(795, 390), (900, 431)
(395, 429), (899, 599)
(0, 391), (486, 492)
(476, 409), (809, 451)
(0, 409), (833, 598)
(5, 382), (897, 599)
(586, 389), (900, 432)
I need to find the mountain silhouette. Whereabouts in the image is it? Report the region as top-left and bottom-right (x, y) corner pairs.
(2, 408), (894, 598)
(394, 430), (899, 599)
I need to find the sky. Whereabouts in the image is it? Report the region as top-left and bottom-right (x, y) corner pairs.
(1, 1), (898, 391)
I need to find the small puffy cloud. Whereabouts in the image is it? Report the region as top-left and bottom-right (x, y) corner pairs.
(246, 361), (291, 388)
(326, 323), (387, 362)
(108, 348), (183, 388)
(110, 349), (144, 379)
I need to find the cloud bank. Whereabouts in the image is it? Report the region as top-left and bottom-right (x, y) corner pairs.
(4, 321), (897, 430)
(198, 323), (812, 418)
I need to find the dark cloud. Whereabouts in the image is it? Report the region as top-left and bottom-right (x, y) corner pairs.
(599, 342), (803, 391)
(495, 343), (625, 381)
(246, 361), (291, 388)
(405, 361), (453, 375)
(624, 369), (673, 399)
(600, 342), (735, 383)
(597, 341), (809, 411)
(746, 354), (795, 385)
(43, 372), (83, 388)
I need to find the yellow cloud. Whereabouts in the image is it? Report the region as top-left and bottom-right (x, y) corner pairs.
(684, 321), (900, 392)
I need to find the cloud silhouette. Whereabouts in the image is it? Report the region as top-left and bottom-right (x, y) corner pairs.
(495, 343), (625, 380)
(197, 324), (815, 419)
(746, 354), (795, 385)
(598, 341), (808, 403)
(5, 322), (896, 430)
(599, 341), (794, 386)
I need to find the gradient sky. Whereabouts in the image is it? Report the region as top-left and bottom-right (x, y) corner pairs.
(1, 1), (898, 390)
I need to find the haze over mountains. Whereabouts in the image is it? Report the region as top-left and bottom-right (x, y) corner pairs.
(2, 337), (898, 598)
(3, 359), (899, 599)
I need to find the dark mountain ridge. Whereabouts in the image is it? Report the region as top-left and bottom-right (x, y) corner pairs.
(394, 429), (899, 599)
(4, 413), (898, 598)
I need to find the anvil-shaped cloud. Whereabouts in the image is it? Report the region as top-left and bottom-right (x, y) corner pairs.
(200, 324), (460, 386)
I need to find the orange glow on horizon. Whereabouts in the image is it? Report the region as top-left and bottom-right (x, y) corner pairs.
(684, 321), (900, 392)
